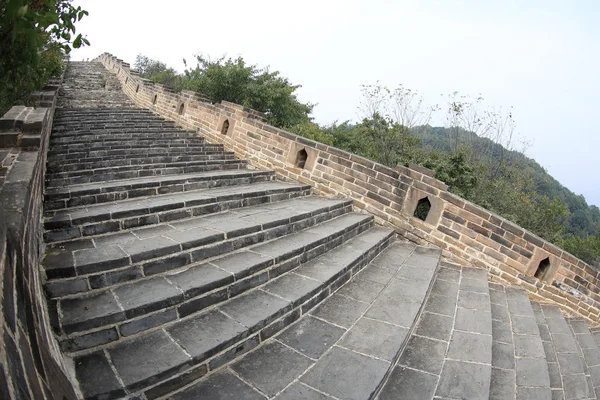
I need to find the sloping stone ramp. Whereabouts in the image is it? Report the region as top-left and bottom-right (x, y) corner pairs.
(41, 61), (600, 400)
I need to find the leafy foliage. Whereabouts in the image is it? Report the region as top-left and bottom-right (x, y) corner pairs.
(135, 54), (313, 128)
(0, 0), (89, 114)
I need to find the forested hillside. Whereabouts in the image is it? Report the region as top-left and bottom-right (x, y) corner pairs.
(134, 54), (600, 265)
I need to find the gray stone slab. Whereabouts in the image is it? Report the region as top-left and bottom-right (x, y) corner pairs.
(120, 235), (181, 263)
(435, 266), (461, 283)
(380, 277), (429, 302)
(231, 341), (312, 397)
(547, 362), (562, 388)
(355, 264), (395, 285)
(516, 357), (551, 387)
(557, 353), (585, 374)
(398, 334), (447, 374)
(311, 294), (369, 328)
(378, 365), (438, 400)
(404, 252), (439, 270)
(492, 341), (515, 370)
(511, 315), (540, 335)
(108, 330), (191, 391)
(167, 310), (246, 361)
(492, 303), (510, 322)
(370, 242), (415, 270)
(220, 290), (291, 331)
(562, 374), (590, 400)
(517, 387), (552, 400)
(423, 293), (457, 317)
(507, 299), (536, 318)
(365, 295), (422, 327)
(493, 319), (514, 344)
(172, 370), (264, 400)
(436, 359), (492, 399)
(167, 263), (233, 298)
(113, 277), (182, 316)
(415, 311), (454, 341)
(277, 316), (345, 359)
(546, 317), (572, 334)
(300, 346), (389, 400)
(490, 367), (516, 400)
(460, 277), (489, 294)
(552, 334), (579, 353)
(263, 273), (323, 306)
(539, 324), (552, 342)
(455, 307), (492, 335)
(514, 334), (546, 358)
(576, 334), (597, 351)
(336, 278), (385, 303)
(60, 290), (124, 333)
(431, 279), (459, 297)
(447, 330), (492, 364)
(338, 318), (408, 361)
(541, 304), (565, 319)
(210, 250), (273, 279)
(276, 382), (329, 400)
(459, 291), (491, 311)
(75, 351), (125, 399)
(490, 289), (508, 306)
(295, 259), (347, 284)
(73, 245), (129, 274)
(395, 265), (434, 282)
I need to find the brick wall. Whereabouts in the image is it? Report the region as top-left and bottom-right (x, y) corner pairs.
(95, 53), (600, 325)
(0, 81), (79, 398)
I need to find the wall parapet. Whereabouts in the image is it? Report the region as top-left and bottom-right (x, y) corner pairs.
(0, 72), (79, 398)
(94, 52), (600, 325)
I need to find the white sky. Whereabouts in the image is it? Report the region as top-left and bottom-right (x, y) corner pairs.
(71, 0), (600, 207)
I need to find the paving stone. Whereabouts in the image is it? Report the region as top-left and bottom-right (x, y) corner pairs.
(436, 359), (492, 399)
(311, 294), (369, 328)
(562, 374), (589, 400)
(119, 308), (178, 337)
(490, 367), (516, 400)
(447, 330), (492, 364)
(120, 235), (181, 262)
(492, 303), (510, 322)
(454, 307), (492, 335)
(300, 346), (389, 400)
(276, 382), (329, 400)
(546, 317), (572, 334)
(514, 334), (546, 358)
(220, 289), (291, 331)
(113, 277), (182, 317)
(338, 318), (408, 361)
(60, 290), (125, 333)
(398, 334), (447, 374)
(210, 250), (273, 279)
(431, 279), (459, 297)
(493, 319), (514, 344)
(511, 315), (540, 335)
(108, 330), (192, 391)
(551, 334), (579, 353)
(490, 289), (508, 306)
(262, 273), (323, 306)
(74, 245), (129, 274)
(365, 295), (421, 327)
(75, 351), (125, 399)
(458, 291), (491, 311)
(492, 341), (515, 369)
(435, 266), (461, 283)
(517, 387), (553, 399)
(380, 277), (430, 301)
(423, 293), (457, 317)
(231, 341), (312, 397)
(166, 263), (233, 297)
(277, 316), (345, 359)
(547, 362), (562, 388)
(415, 311), (454, 341)
(460, 277), (489, 294)
(378, 365), (438, 400)
(507, 299), (536, 318)
(355, 264), (395, 284)
(167, 310), (246, 361)
(557, 353), (585, 374)
(336, 278), (385, 303)
(516, 357), (551, 387)
(172, 370), (264, 400)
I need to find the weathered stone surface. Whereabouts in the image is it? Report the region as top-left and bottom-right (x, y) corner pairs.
(277, 316), (345, 359)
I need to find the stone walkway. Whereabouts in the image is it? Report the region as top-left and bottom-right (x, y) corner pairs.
(40, 61), (600, 400)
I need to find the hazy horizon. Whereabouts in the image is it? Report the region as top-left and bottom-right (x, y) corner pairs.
(70, 0), (600, 207)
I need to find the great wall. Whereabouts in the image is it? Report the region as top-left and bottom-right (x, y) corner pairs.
(1, 55), (600, 399)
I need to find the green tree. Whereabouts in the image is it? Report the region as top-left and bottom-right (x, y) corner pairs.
(0, 0), (89, 114)
(134, 54), (183, 91)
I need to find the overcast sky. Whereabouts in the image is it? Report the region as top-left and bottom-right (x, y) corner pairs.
(71, 0), (600, 207)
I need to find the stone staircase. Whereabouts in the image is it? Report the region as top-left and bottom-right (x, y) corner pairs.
(40, 61), (600, 400)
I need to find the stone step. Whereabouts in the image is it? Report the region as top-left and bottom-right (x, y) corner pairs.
(43, 181), (312, 241)
(55, 213), (375, 351)
(42, 196), (351, 281)
(165, 243), (439, 400)
(50, 131), (198, 143)
(567, 318), (600, 398)
(47, 153), (237, 174)
(44, 170), (275, 210)
(51, 127), (194, 139)
(488, 283), (516, 400)
(50, 137), (205, 149)
(379, 264), (493, 399)
(45, 159), (248, 188)
(47, 142), (216, 157)
(72, 227), (395, 400)
(47, 147), (226, 163)
(533, 302), (590, 399)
